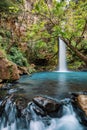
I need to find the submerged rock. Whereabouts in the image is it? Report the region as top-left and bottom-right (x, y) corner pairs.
(33, 96), (61, 113)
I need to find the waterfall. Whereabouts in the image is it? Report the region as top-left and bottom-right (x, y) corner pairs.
(58, 38), (67, 72)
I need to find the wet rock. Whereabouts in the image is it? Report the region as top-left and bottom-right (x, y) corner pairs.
(81, 68), (87, 72)
(16, 96), (29, 111)
(0, 95), (11, 116)
(18, 66), (29, 75)
(72, 94), (87, 126)
(0, 51), (20, 81)
(21, 102), (33, 120)
(33, 96), (61, 113)
(0, 79), (2, 83)
(0, 84), (3, 89)
(7, 94), (29, 110)
(3, 94), (30, 117)
(1, 83), (12, 90)
(8, 88), (18, 94)
(32, 103), (46, 116)
(77, 95), (87, 116)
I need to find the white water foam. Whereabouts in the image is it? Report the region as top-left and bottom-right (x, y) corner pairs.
(0, 100), (84, 130)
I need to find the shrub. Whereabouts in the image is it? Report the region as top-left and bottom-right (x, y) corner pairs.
(7, 47), (28, 67)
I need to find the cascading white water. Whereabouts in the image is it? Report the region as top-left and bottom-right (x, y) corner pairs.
(0, 99), (84, 130)
(58, 38), (67, 72)
(29, 103), (83, 130)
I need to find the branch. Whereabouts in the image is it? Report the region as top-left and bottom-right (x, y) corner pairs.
(76, 19), (87, 45)
(45, 0), (52, 18)
(50, 51), (58, 59)
(28, 35), (58, 44)
(34, 12), (56, 25)
(61, 37), (87, 64)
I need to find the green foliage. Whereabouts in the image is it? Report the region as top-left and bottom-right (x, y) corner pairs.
(9, 6), (19, 13)
(28, 65), (36, 73)
(68, 60), (84, 70)
(0, 0), (13, 11)
(82, 40), (87, 49)
(0, 36), (3, 43)
(8, 47), (28, 67)
(26, 22), (45, 39)
(29, 0), (87, 68)
(35, 41), (47, 49)
(5, 31), (12, 38)
(0, 0), (22, 13)
(0, 48), (7, 58)
(0, 0), (87, 70)
(0, 28), (11, 50)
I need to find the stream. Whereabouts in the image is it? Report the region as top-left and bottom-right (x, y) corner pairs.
(0, 98), (86, 130)
(0, 71), (87, 130)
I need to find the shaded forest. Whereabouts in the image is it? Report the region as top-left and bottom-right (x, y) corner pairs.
(0, 0), (87, 81)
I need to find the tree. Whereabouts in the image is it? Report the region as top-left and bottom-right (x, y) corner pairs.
(0, 0), (29, 67)
(27, 0), (87, 65)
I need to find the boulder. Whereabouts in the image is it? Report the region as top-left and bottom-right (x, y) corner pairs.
(77, 94), (87, 116)
(15, 95), (29, 111)
(33, 104), (46, 116)
(6, 94), (29, 111)
(4, 94), (29, 117)
(0, 51), (20, 81)
(33, 96), (61, 113)
(71, 93), (87, 126)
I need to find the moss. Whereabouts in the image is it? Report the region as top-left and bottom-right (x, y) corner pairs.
(68, 60), (85, 70)
(0, 49), (7, 58)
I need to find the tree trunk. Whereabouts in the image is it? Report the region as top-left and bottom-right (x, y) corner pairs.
(62, 37), (87, 65)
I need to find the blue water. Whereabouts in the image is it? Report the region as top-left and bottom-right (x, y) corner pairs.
(19, 71), (87, 82)
(6, 71), (87, 130)
(17, 72), (87, 99)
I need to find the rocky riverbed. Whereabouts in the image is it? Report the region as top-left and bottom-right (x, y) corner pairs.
(0, 83), (87, 130)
